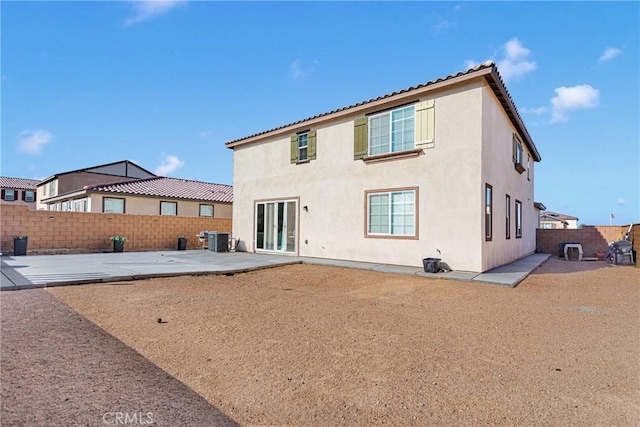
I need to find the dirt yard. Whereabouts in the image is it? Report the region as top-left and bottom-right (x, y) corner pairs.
(43, 258), (640, 426)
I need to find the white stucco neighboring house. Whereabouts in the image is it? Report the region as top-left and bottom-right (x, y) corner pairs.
(226, 61), (543, 273)
(539, 211), (579, 229)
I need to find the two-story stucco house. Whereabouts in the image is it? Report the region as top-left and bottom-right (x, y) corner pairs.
(37, 160), (233, 218)
(226, 61), (542, 273)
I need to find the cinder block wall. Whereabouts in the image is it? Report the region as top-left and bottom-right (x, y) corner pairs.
(536, 225), (633, 257)
(1, 205), (233, 254)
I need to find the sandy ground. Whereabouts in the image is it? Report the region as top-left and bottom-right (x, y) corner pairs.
(11, 258), (640, 425)
(0, 288), (237, 426)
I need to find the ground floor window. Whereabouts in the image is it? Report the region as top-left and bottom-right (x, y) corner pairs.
(506, 194), (511, 239)
(199, 204), (214, 217)
(485, 184), (492, 241)
(73, 198), (88, 212)
(255, 199), (297, 253)
(104, 197), (125, 213)
(365, 187), (417, 238)
(515, 200), (522, 238)
(160, 201), (177, 216)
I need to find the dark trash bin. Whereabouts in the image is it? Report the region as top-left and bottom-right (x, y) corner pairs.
(423, 257), (441, 273)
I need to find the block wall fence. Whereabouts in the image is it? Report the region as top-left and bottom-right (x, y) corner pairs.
(1, 205), (232, 255)
(536, 225), (638, 260)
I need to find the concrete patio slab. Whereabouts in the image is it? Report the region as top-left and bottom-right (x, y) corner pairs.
(0, 251), (550, 290)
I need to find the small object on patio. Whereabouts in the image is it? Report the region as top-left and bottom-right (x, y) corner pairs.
(157, 317), (163, 323)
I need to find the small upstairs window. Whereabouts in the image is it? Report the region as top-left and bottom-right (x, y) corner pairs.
(513, 134), (525, 174)
(290, 130), (316, 163)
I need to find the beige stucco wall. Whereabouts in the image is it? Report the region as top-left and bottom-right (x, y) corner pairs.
(87, 194), (232, 218)
(480, 83), (537, 271)
(232, 80), (531, 272)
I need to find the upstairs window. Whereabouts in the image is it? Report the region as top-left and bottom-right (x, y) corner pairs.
(513, 134), (525, 174)
(369, 106), (415, 155)
(354, 100), (434, 160)
(24, 191), (35, 202)
(290, 130), (316, 163)
(49, 181), (57, 196)
(3, 189), (15, 201)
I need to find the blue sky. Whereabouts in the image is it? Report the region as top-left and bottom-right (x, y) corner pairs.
(2, 1), (638, 226)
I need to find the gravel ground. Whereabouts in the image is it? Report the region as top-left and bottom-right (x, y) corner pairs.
(7, 257), (640, 426)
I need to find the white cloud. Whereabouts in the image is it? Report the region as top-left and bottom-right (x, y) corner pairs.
(17, 130), (54, 155)
(520, 106), (548, 115)
(198, 130), (213, 139)
(289, 59), (319, 80)
(125, 0), (186, 26)
(617, 198), (626, 206)
(155, 154), (185, 175)
(433, 19), (449, 33)
(599, 47), (622, 63)
(497, 37), (537, 82)
(464, 59), (482, 70)
(550, 84), (600, 123)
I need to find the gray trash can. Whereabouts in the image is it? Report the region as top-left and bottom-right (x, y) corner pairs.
(208, 232), (229, 253)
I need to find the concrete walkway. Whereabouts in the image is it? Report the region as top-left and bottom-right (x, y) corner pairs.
(1, 250), (550, 290)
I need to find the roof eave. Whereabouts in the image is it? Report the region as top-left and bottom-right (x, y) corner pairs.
(225, 67), (495, 149)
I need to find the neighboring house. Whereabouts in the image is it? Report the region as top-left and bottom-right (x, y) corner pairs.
(539, 211), (579, 229)
(0, 177), (39, 209)
(37, 160), (157, 210)
(226, 61), (543, 273)
(37, 160), (233, 218)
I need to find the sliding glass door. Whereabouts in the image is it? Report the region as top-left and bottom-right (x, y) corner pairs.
(255, 200), (297, 253)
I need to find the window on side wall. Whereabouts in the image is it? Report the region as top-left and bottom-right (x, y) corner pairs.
(3, 189), (15, 201)
(513, 134), (525, 174)
(506, 194), (511, 239)
(24, 191), (35, 202)
(199, 204), (214, 217)
(160, 201), (177, 216)
(527, 155), (531, 180)
(103, 197), (125, 213)
(49, 181), (56, 196)
(515, 200), (522, 238)
(290, 130), (316, 163)
(366, 188), (417, 239)
(485, 184), (492, 241)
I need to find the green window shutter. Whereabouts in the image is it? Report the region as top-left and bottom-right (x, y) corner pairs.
(290, 134), (299, 164)
(308, 130), (317, 160)
(354, 117), (368, 160)
(415, 100), (435, 149)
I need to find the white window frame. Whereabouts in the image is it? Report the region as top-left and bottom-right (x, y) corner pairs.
(25, 191), (35, 202)
(73, 198), (88, 212)
(4, 189), (15, 201)
(199, 204), (214, 217)
(49, 181), (56, 196)
(104, 197), (125, 213)
(297, 132), (308, 162)
(368, 105), (415, 156)
(366, 188), (418, 239)
(515, 200), (523, 238)
(160, 201), (177, 216)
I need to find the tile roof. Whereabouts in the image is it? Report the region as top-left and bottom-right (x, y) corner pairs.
(88, 177), (233, 203)
(542, 211), (579, 221)
(225, 61), (540, 162)
(0, 176), (40, 190)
